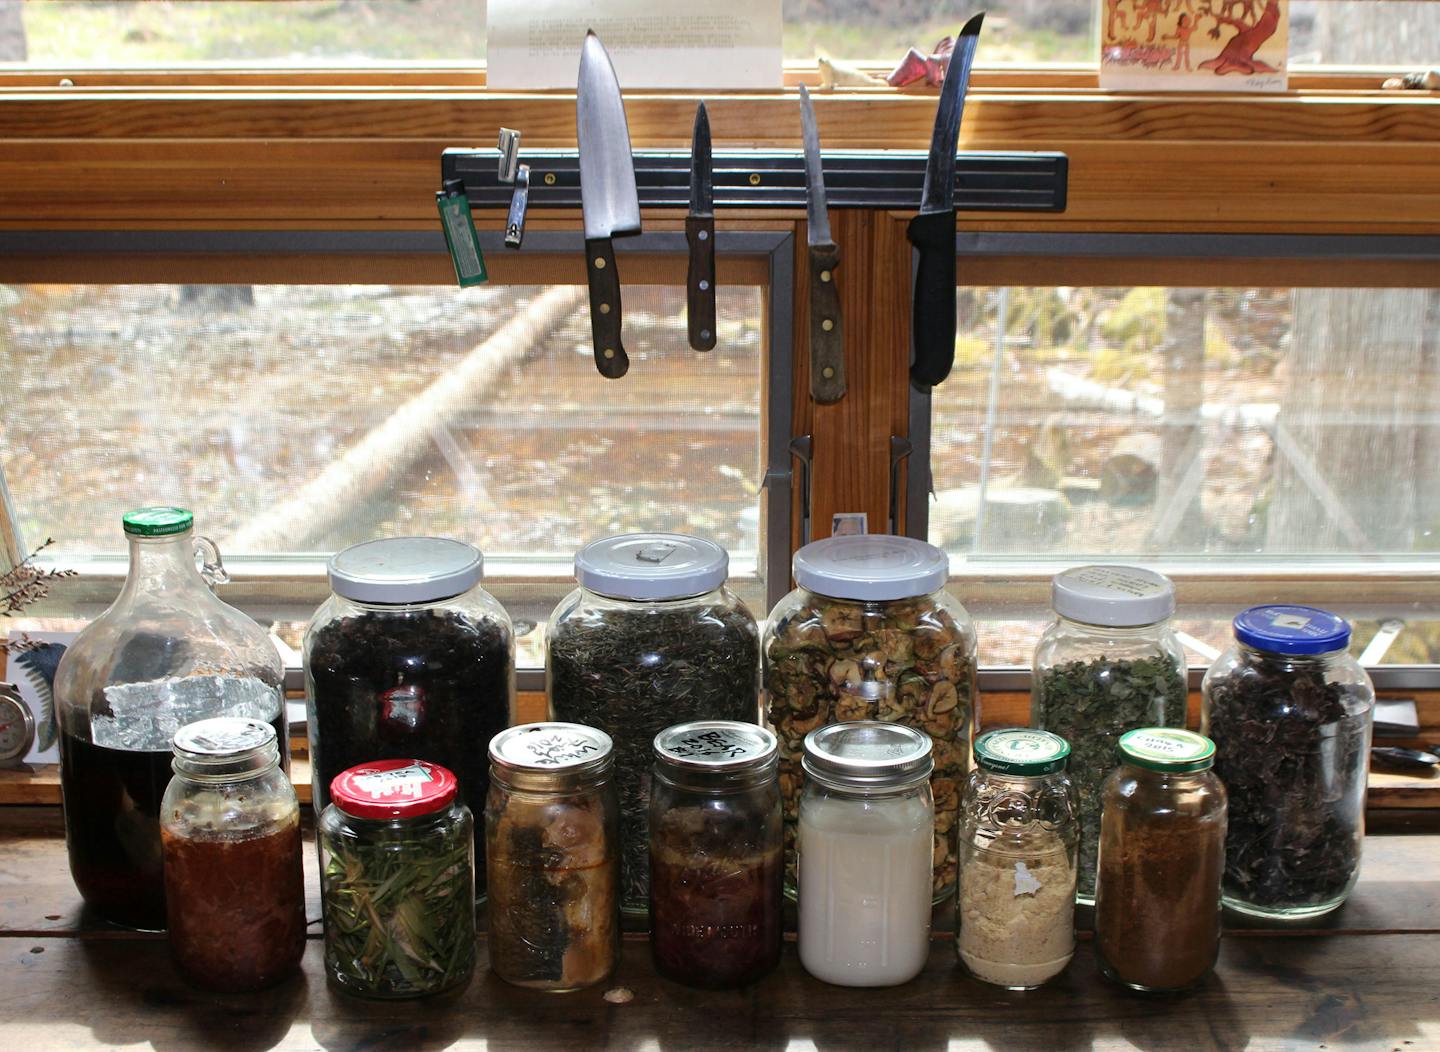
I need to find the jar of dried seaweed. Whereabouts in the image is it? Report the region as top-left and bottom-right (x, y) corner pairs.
(957, 729), (1078, 991)
(304, 537), (514, 898)
(1201, 605), (1374, 920)
(764, 535), (975, 902)
(650, 721), (782, 989)
(319, 759), (476, 1000)
(486, 722), (619, 992)
(546, 533), (760, 915)
(1094, 728), (1226, 993)
(1031, 565), (1187, 903)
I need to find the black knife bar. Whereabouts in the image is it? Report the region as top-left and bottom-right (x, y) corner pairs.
(442, 148), (1067, 213)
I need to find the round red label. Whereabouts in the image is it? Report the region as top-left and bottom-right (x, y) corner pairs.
(329, 758), (458, 820)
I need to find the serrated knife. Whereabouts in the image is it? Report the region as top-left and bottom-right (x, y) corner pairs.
(908, 12), (984, 389)
(686, 101), (716, 352)
(800, 85), (845, 405)
(577, 30), (641, 379)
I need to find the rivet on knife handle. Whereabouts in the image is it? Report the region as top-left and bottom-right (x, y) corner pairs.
(586, 238), (629, 378)
(907, 209), (957, 388)
(808, 243), (845, 404)
(686, 215), (717, 351)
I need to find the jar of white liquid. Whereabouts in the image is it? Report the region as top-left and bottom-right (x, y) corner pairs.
(798, 721), (934, 987)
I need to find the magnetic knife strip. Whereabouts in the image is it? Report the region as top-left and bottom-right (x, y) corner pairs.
(442, 148), (1067, 213)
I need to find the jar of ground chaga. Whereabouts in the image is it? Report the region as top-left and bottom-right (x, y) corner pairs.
(1201, 605), (1374, 920)
(304, 537), (515, 898)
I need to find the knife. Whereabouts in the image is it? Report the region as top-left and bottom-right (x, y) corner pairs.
(908, 12), (984, 389)
(686, 101), (717, 352)
(577, 30), (642, 379)
(800, 85), (845, 405)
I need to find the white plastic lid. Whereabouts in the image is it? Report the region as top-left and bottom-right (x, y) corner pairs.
(1051, 565), (1175, 627)
(575, 533), (728, 601)
(792, 535), (949, 602)
(328, 536), (483, 604)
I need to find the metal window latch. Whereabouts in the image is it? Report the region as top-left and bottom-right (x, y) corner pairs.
(789, 435), (814, 546)
(498, 128), (529, 249)
(889, 436), (912, 535)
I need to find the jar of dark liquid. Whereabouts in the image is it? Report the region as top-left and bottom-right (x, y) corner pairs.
(54, 507), (286, 930)
(650, 720), (782, 988)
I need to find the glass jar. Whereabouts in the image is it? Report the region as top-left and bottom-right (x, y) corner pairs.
(318, 759), (476, 999)
(54, 506), (286, 930)
(957, 729), (1078, 991)
(486, 722), (620, 991)
(1094, 728), (1227, 993)
(1201, 605), (1374, 919)
(765, 535), (975, 903)
(304, 537), (514, 898)
(546, 533), (760, 914)
(1031, 565), (1186, 903)
(160, 717), (305, 992)
(650, 720), (783, 989)
(797, 721), (934, 988)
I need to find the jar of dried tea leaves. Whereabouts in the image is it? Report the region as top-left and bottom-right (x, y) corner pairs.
(1201, 605), (1374, 920)
(764, 535), (976, 902)
(546, 533), (761, 916)
(1031, 565), (1186, 903)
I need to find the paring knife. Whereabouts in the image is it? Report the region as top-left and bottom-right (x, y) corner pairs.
(908, 12), (984, 389)
(800, 85), (845, 405)
(577, 30), (642, 379)
(686, 101), (717, 352)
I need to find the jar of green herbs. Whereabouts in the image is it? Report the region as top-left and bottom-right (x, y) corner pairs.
(1031, 566), (1187, 903)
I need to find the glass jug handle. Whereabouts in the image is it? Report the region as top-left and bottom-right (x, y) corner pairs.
(194, 536), (230, 587)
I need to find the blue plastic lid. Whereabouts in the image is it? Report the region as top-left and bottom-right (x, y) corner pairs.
(1233, 605), (1351, 655)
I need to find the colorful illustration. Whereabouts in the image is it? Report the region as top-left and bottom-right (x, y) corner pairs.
(1101, 0), (1287, 91)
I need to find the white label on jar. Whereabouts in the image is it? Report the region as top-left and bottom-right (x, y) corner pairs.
(352, 764), (434, 798)
(94, 675), (281, 752)
(1014, 861), (1042, 897)
(1272, 613), (1313, 630)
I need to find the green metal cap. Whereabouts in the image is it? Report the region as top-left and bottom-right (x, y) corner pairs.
(975, 728), (1071, 776)
(1118, 727), (1215, 773)
(122, 506), (194, 537)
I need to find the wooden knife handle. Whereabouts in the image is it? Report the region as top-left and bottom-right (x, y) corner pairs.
(907, 209), (957, 388)
(808, 242), (846, 404)
(585, 237), (629, 379)
(686, 215), (717, 351)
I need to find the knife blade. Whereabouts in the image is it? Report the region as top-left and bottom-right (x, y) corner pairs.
(800, 85), (845, 405)
(577, 30), (641, 379)
(686, 101), (717, 352)
(908, 12), (984, 389)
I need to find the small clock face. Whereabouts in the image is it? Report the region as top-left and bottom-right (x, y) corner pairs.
(0, 690), (35, 763)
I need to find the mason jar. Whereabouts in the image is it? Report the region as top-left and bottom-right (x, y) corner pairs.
(160, 717), (305, 992)
(1201, 605), (1375, 919)
(318, 759), (476, 1000)
(1094, 728), (1227, 993)
(797, 721), (934, 988)
(957, 728), (1078, 991)
(546, 533), (760, 915)
(650, 720), (782, 989)
(765, 535), (975, 903)
(1031, 565), (1187, 903)
(486, 722), (620, 992)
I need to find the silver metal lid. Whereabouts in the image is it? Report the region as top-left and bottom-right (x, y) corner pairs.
(329, 536), (483, 604)
(489, 722), (613, 790)
(802, 720), (933, 791)
(654, 720), (778, 776)
(172, 717), (276, 759)
(575, 533), (728, 601)
(792, 535), (949, 601)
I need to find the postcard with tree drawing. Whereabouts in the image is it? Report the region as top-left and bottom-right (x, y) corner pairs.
(1100, 0), (1288, 91)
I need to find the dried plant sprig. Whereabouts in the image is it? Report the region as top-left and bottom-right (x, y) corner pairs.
(1, 538), (76, 653)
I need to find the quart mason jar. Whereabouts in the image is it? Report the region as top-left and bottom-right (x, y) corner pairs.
(957, 729), (1078, 991)
(1201, 605), (1375, 920)
(765, 535), (976, 903)
(650, 720), (783, 989)
(1031, 565), (1186, 903)
(160, 717), (305, 992)
(546, 533), (760, 915)
(55, 506), (286, 930)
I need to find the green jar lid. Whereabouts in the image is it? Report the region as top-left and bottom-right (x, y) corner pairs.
(974, 728), (1071, 776)
(1118, 727), (1215, 773)
(122, 506), (194, 537)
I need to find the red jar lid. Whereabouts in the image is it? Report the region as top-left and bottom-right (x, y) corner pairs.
(329, 759), (458, 820)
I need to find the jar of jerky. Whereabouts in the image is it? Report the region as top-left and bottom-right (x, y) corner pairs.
(486, 722), (619, 992)
(1201, 605), (1374, 919)
(650, 721), (783, 989)
(1094, 728), (1226, 993)
(304, 537), (514, 897)
(764, 535), (975, 902)
(546, 533), (760, 915)
(1031, 565), (1187, 903)
(318, 759), (476, 1000)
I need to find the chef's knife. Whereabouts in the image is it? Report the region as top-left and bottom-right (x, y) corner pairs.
(800, 85), (845, 405)
(686, 101), (717, 352)
(577, 30), (642, 379)
(908, 12), (984, 389)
